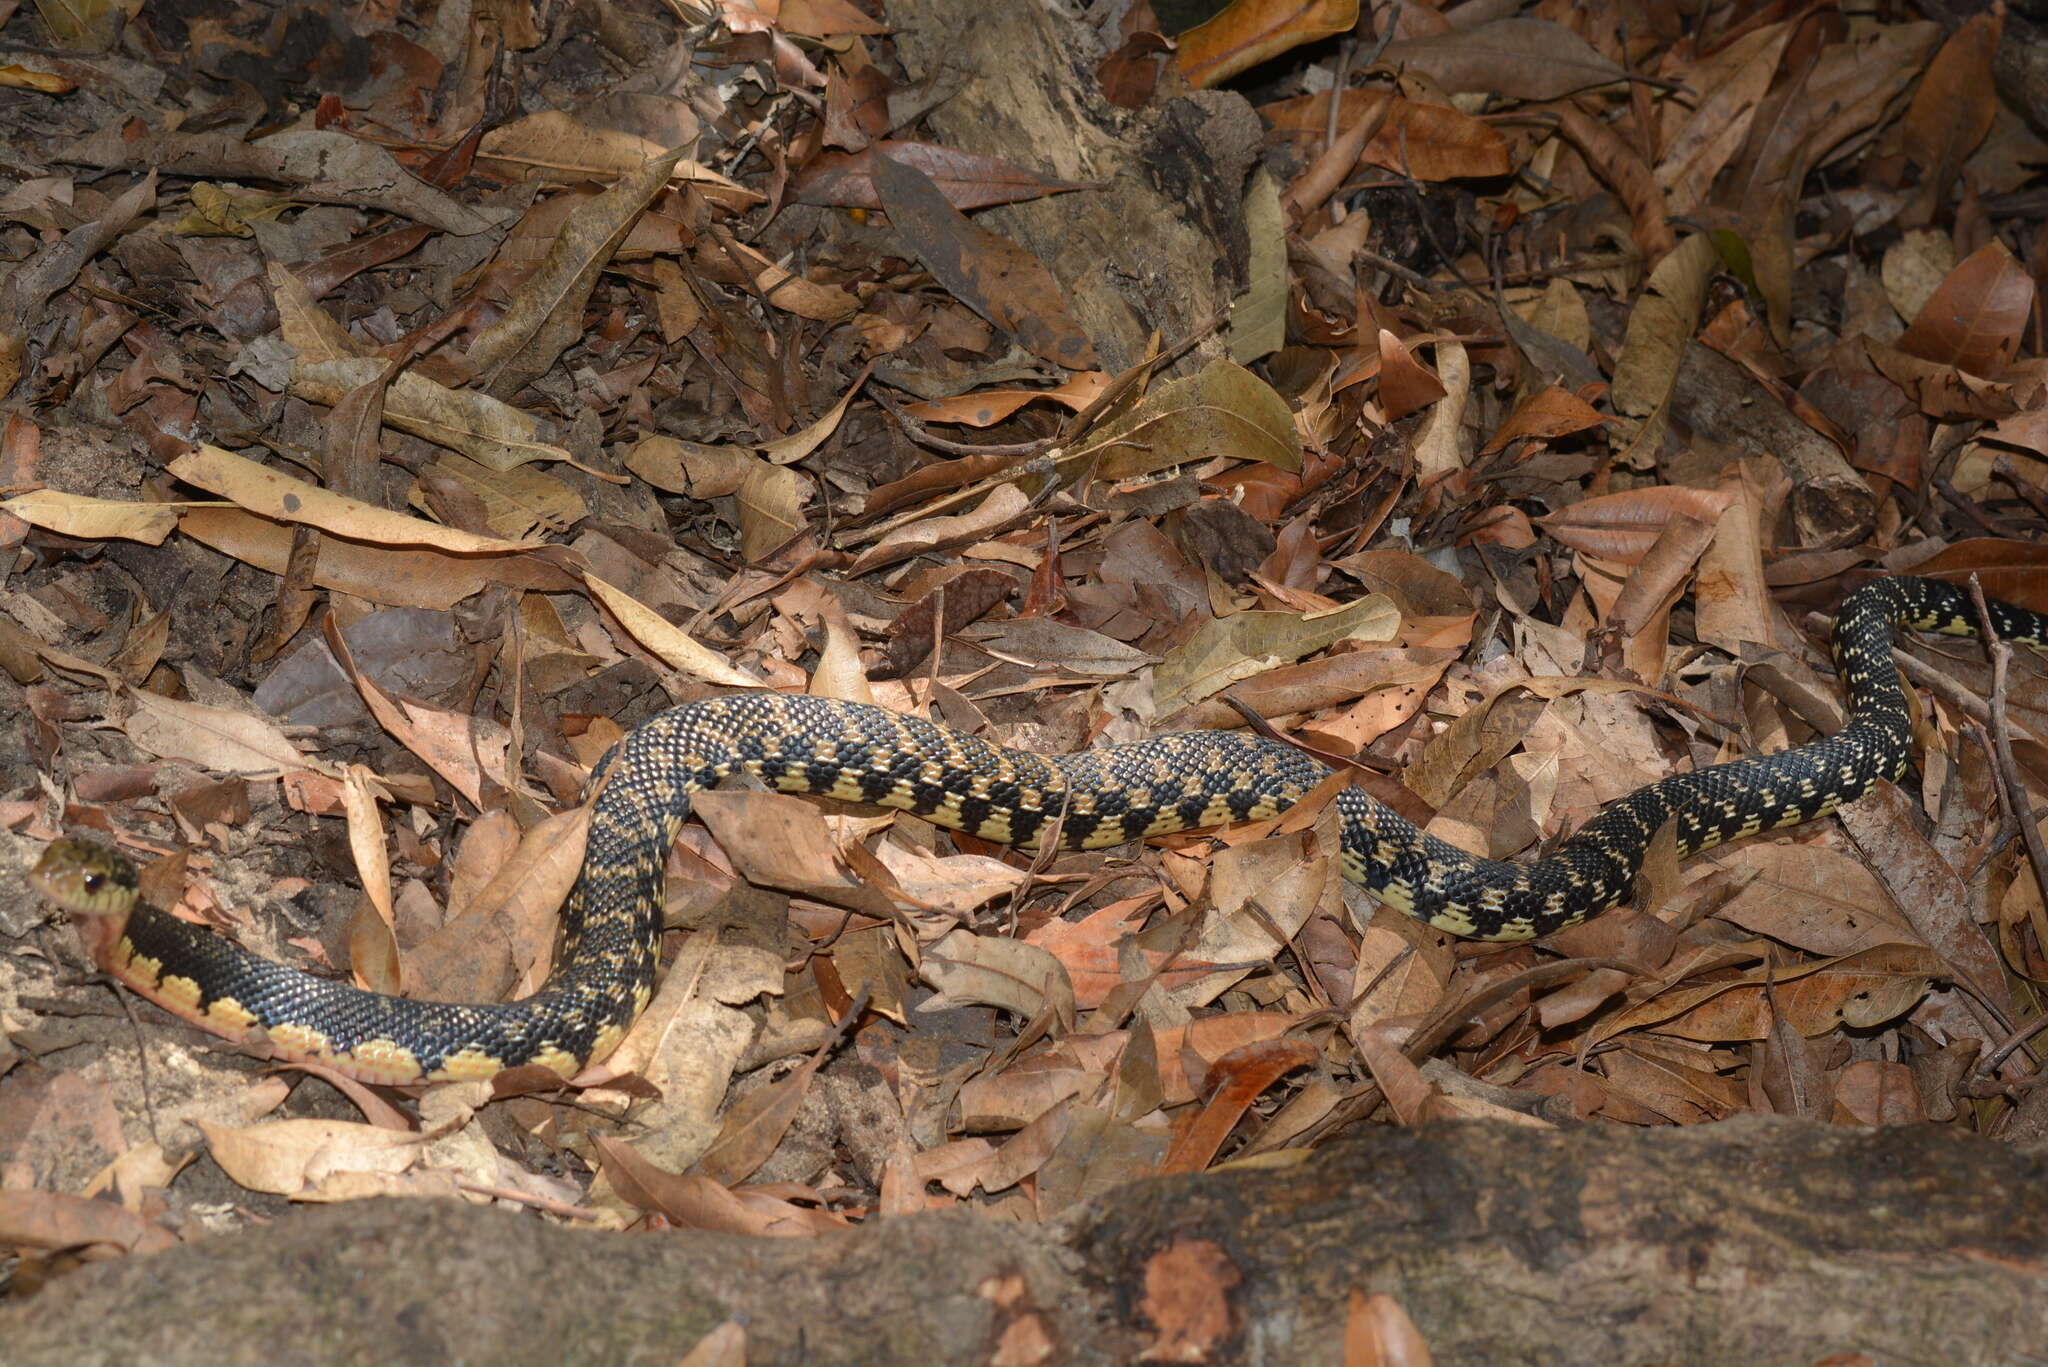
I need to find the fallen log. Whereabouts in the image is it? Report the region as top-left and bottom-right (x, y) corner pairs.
(4, 1117), (2043, 1366)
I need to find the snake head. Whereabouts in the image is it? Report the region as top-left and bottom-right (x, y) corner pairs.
(30, 838), (146, 971)
(30, 838), (142, 920)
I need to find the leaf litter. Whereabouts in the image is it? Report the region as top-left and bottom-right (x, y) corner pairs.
(0, 0), (2043, 1300)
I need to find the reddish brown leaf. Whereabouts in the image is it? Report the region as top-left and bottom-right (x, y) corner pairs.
(1478, 385), (1611, 455)
(1376, 330), (1447, 421)
(1176, 0), (1357, 91)
(1895, 8), (2002, 183)
(1895, 241), (2036, 376)
(1259, 89), (1513, 182)
(1159, 1038), (1318, 1174)
(792, 140), (1093, 211)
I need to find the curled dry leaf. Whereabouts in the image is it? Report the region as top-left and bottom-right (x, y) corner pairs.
(0, 1191), (176, 1255)
(1176, 0), (1357, 91)
(1609, 233), (1718, 426)
(1599, 943), (1944, 1044)
(178, 507), (572, 611)
(1478, 385), (1611, 455)
(291, 360), (574, 471)
(581, 572), (759, 687)
(920, 929), (1077, 1028)
(1537, 486), (1735, 564)
(59, 124), (508, 234)
(1376, 330), (1448, 423)
(1894, 8), (2002, 188)
(847, 482), (1032, 574)
(1159, 1038), (1318, 1174)
(462, 146), (685, 397)
(1260, 89), (1511, 182)
(197, 1117), (426, 1200)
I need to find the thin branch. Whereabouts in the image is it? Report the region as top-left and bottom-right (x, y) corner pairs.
(1964, 577), (2048, 1016)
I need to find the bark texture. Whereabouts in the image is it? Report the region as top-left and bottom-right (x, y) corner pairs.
(888, 0), (1261, 374)
(5, 1118), (2045, 1367)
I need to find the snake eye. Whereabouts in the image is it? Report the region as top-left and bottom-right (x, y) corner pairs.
(82, 872), (105, 894)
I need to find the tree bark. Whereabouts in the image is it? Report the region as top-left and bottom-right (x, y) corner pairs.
(887, 0), (1262, 375)
(5, 1117), (2044, 1367)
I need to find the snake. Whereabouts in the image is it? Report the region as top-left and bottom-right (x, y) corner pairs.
(27, 576), (2047, 1085)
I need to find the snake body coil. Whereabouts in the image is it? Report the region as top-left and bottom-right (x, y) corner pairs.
(30, 577), (2048, 1083)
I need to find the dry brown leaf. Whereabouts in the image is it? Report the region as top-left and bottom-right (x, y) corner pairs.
(1376, 330), (1448, 423)
(1894, 241), (2036, 377)
(1159, 1038), (1318, 1174)
(1260, 89), (1511, 182)
(1830, 1059), (1925, 1126)
(1550, 105), (1676, 266)
(1602, 943), (1943, 1043)
(580, 572), (759, 687)
(793, 139), (1093, 211)
(1176, 0), (1357, 91)
(1478, 385), (1610, 456)
(170, 446), (539, 554)
(1069, 358), (1302, 480)
(1, 489), (178, 544)
(178, 507), (572, 611)
(1895, 8), (2002, 190)
(464, 147), (684, 397)
(920, 929), (1077, 1028)
(121, 690), (331, 779)
(1867, 341), (2037, 419)
(1038, 1101), (1171, 1214)
(1537, 486), (1736, 564)
(1157, 1013), (1306, 1105)
(290, 359), (574, 471)
(847, 483), (1032, 575)
(0, 173), (155, 395)
(197, 1117), (425, 1200)
(1152, 595), (1398, 710)
(1609, 233), (1717, 426)
(1709, 845), (1917, 955)
(0, 1191), (174, 1255)
(60, 125), (508, 234)
(869, 151), (1095, 370)
(404, 806), (588, 1004)
(1379, 18), (1627, 101)
(1655, 23), (1794, 217)
(593, 1134), (848, 1236)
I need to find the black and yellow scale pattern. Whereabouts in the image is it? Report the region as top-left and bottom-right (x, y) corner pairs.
(29, 577), (2047, 1083)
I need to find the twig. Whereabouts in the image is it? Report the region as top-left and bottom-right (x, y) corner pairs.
(1980, 1009), (2048, 1077)
(103, 973), (164, 1145)
(1935, 476), (2011, 539)
(1800, 610), (2004, 733)
(1323, 38), (1353, 150)
(1355, 247), (1450, 295)
(1314, 956), (1647, 1142)
(456, 1181), (604, 1220)
(1964, 576), (2048, 987)
(867, 383), (1052, 459)
(1993, 454), (2048, 523)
